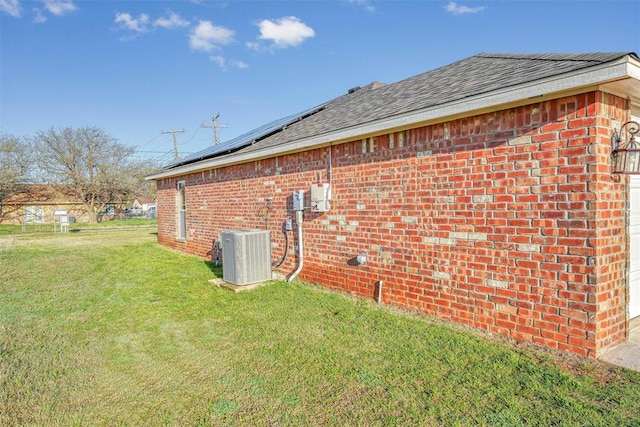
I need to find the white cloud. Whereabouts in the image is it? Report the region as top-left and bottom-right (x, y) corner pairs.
(346, 0), (375, 13)
(210, 55), (248, 70)
(232, 59), (249, 69)
(115, 12), (150, 33)
(2, 0), (77, 20)
(0, 0), (21, 17)
(444, 2), (486, 15)
(33, 7), (47, 22)
(253, 16), (315, 49)
(245, 41), (264, 53)
(43, 0), (76, 16)
(154, 10), (190, 29)
(210, 55), (226, 68)
(189, 20), (234, 52)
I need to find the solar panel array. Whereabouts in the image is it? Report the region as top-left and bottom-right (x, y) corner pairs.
(165, 103), (327, 169)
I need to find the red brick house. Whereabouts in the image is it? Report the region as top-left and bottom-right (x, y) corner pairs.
(147, 53), (640, 358)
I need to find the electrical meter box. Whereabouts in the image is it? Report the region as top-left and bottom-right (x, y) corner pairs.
(310, 183), (331, 213)
(293, 189), (305, 211)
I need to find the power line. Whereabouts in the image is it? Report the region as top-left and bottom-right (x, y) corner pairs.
(201, 113), (229, 145)
(135, 132), (164, 151)
(161, 129), (185, 160)
(180, 120), (206, 145)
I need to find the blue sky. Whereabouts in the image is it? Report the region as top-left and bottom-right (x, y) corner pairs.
(1, 0), (639, 164)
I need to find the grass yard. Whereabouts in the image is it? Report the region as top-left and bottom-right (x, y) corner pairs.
(1, 228), (639, 426)
(0, 218), (158, 236)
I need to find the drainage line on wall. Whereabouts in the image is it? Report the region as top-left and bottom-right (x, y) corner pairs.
(287, 210), (304, 282)
(272, 225), (289, 269)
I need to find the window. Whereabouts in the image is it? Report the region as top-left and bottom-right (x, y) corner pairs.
(177, 180), (186, 239)
(25, 206), (44, 223)
(100, 204), (115, 215)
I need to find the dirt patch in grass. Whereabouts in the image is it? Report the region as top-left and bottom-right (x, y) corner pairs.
(8, 227), (157, 249)
(0, 237), (14, 248)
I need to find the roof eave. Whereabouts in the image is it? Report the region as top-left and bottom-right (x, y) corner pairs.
(146, 54), (640, 181)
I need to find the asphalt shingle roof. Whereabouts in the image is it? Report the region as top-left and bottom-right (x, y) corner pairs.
(166, 52), (633, 169)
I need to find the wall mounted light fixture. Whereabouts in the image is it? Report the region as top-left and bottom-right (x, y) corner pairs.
(356, 254), (367, 265)
(611, 120), (640, 174)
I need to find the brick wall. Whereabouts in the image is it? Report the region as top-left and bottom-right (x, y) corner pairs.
(155, 91), (630, 358)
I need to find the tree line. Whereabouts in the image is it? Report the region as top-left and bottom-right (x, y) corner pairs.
(1, 126), (160, 224)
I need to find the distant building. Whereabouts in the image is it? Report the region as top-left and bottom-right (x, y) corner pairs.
(132, 195), (156, 213)
(0, 184), (90, 225)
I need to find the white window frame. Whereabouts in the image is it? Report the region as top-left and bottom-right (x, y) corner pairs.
(25, 206), (44, 223)
(177, 180), (186, 240)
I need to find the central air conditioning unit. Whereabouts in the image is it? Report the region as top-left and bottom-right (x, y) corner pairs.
(220, 229), (272, 286)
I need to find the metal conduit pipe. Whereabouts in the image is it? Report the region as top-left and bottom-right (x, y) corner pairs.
(375, 280), (383, 304)
(287, 209), (304, 282)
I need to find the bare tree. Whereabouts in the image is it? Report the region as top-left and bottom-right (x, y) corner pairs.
(0, 133), (31, 207)
(33, 126), (148, 224)
(131, 159), (160, 199)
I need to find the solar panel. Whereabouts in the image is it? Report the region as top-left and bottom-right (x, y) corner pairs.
(165, 103), (327, 169)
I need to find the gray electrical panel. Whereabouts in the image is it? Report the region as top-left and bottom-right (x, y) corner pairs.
(310, 183), (330, 212)
(293, 189), (305, 211)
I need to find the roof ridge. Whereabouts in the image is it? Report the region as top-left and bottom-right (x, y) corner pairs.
(475, 52), (629, 63)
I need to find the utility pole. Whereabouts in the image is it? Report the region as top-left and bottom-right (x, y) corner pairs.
(201, 113), (229, 145)
(161, 129), (185, 160)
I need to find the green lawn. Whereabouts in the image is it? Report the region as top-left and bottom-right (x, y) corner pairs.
(0, 218), (158, 236)
(1, 228), (639, 426)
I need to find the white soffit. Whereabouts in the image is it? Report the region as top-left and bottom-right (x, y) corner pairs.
(147, 55), (640, 181)
(600, 57), (640, 102)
